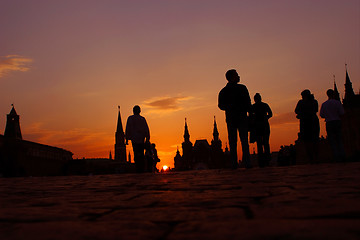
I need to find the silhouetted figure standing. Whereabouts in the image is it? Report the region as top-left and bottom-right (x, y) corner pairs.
(125, 105), (150, 173)
(145, 142), (160, 172)
(251, 93), (272, 167)
(320, 89), (346, 162)
(295, 89), (320, 163)
(218, 69), (252, 169)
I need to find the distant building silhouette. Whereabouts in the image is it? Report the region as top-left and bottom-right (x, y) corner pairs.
(174, 117), (230, 171)
(292, 67), (360, 164)
(4, 105), (22, 140)
(341, 67), (360, 158)
(115, 106), (127, 162)
(0, 106), (73, 177)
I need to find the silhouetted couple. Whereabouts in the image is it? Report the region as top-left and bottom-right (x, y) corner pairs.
(295, 89), (320, 163)
(125, 105), (158, 173)
(295, 89), (346, 163)
(218, 69), (272, 169)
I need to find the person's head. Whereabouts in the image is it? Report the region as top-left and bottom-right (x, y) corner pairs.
(301, 89), (311, 100)
(225, 69), (240, 83)
(254, 93), (262, 103)
(326, 89), (335, 99)
(133, 105), (141, 115)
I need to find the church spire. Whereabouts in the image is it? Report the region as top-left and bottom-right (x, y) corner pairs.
(344, 64), (355, 99)
(213, 116), (219, 141)
(116, 106), (124, 133)
(333, 75), (340, 101)
(4, 104), (22, 140)
(184, 118), (190, 142)
(115, 106), (126, 162)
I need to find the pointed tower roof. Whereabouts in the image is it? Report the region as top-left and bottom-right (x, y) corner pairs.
(183, 118), (190, 142)
(213, 116), (219, 141)
(333, 75), (340, 101)
(175, 146), (181, 157)
(343, 65), (355, 108)
(345, 68), (355, 97)
(116, 106), (124, 133)
(4, 104), (22, 139)
(9, 104), (18, 116)
(115, 105), (126, 161)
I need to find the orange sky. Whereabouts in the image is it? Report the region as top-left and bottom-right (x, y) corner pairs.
(1, 1), (359, 168)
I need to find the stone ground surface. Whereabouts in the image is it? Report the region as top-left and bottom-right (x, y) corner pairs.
(1, 162), (360, 240)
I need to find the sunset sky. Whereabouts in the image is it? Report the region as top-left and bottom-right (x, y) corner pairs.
(1, 0), (359, 168)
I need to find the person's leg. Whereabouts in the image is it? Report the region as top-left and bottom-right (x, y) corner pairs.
(332, 121), (346, 161)
(256, 137), (265, 168)
(239, 119), (251, 168)
(133, 143), (145, 173)
(263, 133), (271, 166)
(326, 121), (338, 162)
(227, 122), (238, 169)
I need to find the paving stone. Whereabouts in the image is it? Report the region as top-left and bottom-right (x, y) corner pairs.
(1, 162), (360, 239)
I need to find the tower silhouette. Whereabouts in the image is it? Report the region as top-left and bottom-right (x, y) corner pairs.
(211, 116), (222, 148)
(4, 105), (22, 140)
(174, 117), (230, 170)
(344, 67), (355, 100)
(182, 118), (193, 169)
(115, 106), (127, 162)
(333, 76), (341, 101)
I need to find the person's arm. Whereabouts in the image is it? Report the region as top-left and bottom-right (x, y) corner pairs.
(144, 118), (150, 142)
(242, 86), (251, 115)
(266, 103), (273, 119)
(125, 117), (131, 144)
(218, 89), (226, 111)
(295, 101), (301, 115)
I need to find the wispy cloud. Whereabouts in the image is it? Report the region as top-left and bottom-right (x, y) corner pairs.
(0, 55), (33, 78)
(270, 112), (297, 126)
(143, 96), (193, 114)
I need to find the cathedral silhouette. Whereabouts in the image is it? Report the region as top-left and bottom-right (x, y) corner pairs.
(174, 117), (231, 171)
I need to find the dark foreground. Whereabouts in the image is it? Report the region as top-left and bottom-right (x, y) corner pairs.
(1, 162), (360, 240)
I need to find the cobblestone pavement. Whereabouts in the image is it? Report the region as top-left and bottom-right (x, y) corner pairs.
(1, 162), (360, 240)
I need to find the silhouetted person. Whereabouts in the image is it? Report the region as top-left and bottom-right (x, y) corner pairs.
(218, 69), (252, 169)
(320, 89), (346, 162)
(251, 93), (272, 167)
(151, 143), (160, 171)
(125, 105), (150, 173)
(295, 89), (320, 163)
(145, 142), (160, 172)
